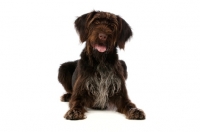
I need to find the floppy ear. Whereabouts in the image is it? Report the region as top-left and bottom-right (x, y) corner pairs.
(74, 11), (97, 43)
(116, 16), (133, 49)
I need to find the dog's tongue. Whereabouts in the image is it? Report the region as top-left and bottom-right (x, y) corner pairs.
(94, 44), (106, 52)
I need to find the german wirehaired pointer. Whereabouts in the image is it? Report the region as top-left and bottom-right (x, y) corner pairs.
(58, 11), (145, 120)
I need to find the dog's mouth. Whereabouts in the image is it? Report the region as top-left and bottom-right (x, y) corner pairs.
(93, 44), (107, 53)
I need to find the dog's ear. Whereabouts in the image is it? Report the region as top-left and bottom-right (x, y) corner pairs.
(116, 16), (133, 49)
(74, 11), (97, 43)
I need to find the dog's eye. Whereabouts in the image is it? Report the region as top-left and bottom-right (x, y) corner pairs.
(109, 24), (115, 30)
(95, 20), (100, 24)
(110, 24), (115, 27)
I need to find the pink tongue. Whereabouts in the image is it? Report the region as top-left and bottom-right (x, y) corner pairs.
(95, 45), (106, 52)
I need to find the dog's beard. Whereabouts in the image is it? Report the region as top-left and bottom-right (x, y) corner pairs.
(88, 33), (114, 62)
(92, 47), (108, 62)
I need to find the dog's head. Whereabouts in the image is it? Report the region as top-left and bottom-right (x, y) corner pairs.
(75, 11), (132, 54)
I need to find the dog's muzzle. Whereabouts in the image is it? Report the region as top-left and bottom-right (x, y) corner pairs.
(92, 33), (108, 53)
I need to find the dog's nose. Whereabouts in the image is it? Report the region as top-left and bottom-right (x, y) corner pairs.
(99, 33), (107, 41)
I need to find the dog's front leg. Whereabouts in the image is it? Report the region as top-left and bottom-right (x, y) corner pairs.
(115, 96), (145, 120)
(111, 85), (146, 120)
(64, 94), (86, 120)
(64, 78), (87, 120)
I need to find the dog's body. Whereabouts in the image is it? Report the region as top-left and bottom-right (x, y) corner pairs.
(58, 11), (145, 120)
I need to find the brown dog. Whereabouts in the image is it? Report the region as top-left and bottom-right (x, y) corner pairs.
(58, 11), (145, 120)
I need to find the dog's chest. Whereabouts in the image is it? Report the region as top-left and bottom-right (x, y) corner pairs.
(86, 65), (121, 108)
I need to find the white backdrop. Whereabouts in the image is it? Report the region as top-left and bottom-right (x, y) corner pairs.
(0, 0), (200, 132)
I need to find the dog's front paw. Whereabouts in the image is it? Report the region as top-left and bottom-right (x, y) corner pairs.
(64, 109), (85, 120)
(127, 108), (145, 120)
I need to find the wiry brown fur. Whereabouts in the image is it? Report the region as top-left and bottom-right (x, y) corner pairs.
(58, 11), (145, 120)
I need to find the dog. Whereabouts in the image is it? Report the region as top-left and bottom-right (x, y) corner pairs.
(58, 11), (145, 120)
